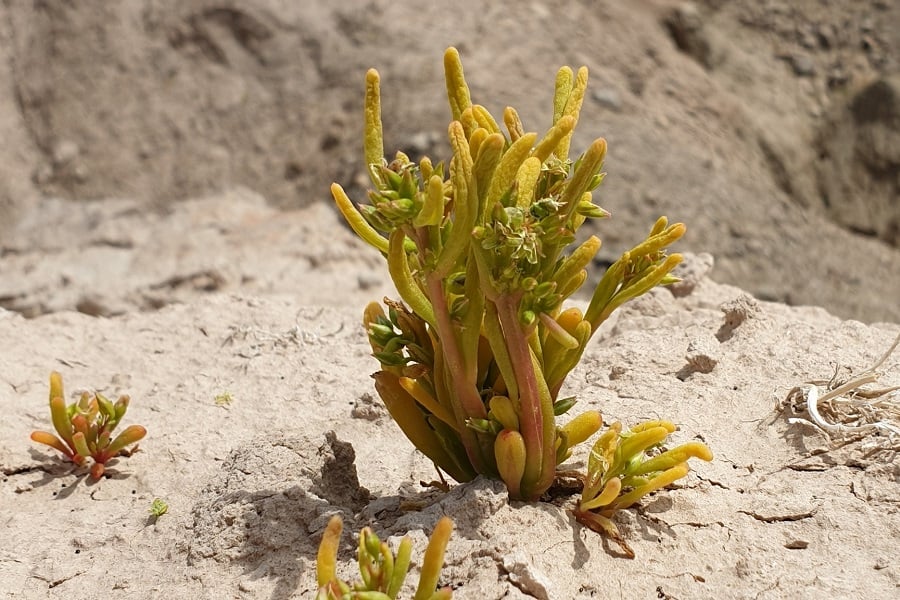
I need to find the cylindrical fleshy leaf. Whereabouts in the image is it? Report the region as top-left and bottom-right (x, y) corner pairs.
(586, 423), (622, 497)
(608, 463), (690, 511)
(558, 138), (606, 222)
(362, 527), (382, 561)
(388, 230), (436, 327)
(71, 414), (89, 441)
(484, 132), (538, 214)
(72, 432), (91, 460)
(30, 430), (74, 458)
(87, 423), (99, 453)
(616, 426), (670, 465)
(553, 66), (573, 125)
(488, 396), (519, 432)
(97, 429), (111, 452)
(96, 393), (116, 420)
(514, 156), (542, 210)
(627, 442), (713, 477)
(114, 396), (130, 422)
(555, 66), (588, 161)
(413, 174), (446, 228)
(629, 420), (676, 434)
(364, 69), (384, 176)
(387, 536), (412, 598)
(331, 183), (390, 254)
(467, 127), (488, 159)
(561, 410), (602, 448)
(531, 115), (574, 163)
(317, 515), (343, 588)
(374, 372), (473, 483)
(503, 106), (524, 141)
(473, 133), (505, 207)
(358, 529), (375, 590)
(472, 104), (500, 135)
(433, 121), (475, 277)
(579, 476), (622, 511)
(49, 371), (64, 402)
(49, 396), (73, 446)
(539, 312), (579, 350)
(444, 48), (471, 122)
(379, 541), (394, 594)
(399, 377), (458, 432)
(494, 429), (526, 498)
(553, 237), (601, 291)
(105, 425), (147, 456)
(414, 517), (453, 600)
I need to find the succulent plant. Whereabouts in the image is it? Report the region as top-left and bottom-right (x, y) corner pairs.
(332, 47), (685, 501)
(31, 371), (146, 480)
(316, 514), (453, 600)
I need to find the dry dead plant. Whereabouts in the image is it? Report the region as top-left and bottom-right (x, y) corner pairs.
(782, 331), (900, 453)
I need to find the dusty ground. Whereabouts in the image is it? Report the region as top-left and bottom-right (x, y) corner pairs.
(1, 1), (899, 599)
(1, 198), (899, 599)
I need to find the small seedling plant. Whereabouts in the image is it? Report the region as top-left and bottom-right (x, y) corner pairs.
(149, 498), (169, 518)
(31, 371), (147, 480)
(574, 420), (713, 557)
(316, 514), (453, 600)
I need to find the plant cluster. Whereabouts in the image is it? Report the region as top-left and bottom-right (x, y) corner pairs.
(30, 371), (147, 480)
(332, 47), (702, 506)
(574, 420), (713, 557)
(316, 514), (453, 600)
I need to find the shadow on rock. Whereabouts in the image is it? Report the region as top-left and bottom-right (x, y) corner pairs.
(181, 431), (370, 600)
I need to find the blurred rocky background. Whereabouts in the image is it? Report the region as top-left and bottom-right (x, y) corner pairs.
(0, 0), (897, 322)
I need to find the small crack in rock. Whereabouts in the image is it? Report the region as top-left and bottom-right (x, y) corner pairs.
(738, 507), (818, 523)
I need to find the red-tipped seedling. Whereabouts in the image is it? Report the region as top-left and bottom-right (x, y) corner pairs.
(31, 371), (146, 480)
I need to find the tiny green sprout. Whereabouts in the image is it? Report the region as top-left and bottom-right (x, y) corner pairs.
(573, 420), (713, 558)
(333, 48), (687, 500)
(316, 514), (453, 600)
(214, 391), (233, 406)
(149, 498), (169, 518)
(30, 371), (147, 480)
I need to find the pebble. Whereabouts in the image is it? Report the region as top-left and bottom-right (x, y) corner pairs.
(790, 53), (816, 76)
(502, 552), (553, 600)
(591, 87), (623, 112)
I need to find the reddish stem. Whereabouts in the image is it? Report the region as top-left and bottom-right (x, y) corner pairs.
(425, 273), (489, 474)
(494, 293), (551, 499)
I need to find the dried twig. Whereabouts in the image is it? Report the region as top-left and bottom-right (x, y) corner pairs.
(783, 331), (900, 450)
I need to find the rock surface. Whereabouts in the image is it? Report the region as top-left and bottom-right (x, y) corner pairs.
(0, 0), (898, 322)
(1, 269), (898, 599)
(1, 3), (899, 598)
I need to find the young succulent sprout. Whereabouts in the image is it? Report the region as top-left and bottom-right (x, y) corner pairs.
(30, 371), (147, 480)
(315, 514), (454, 599)
(333, 47), (686, 500)
(573, 420), (713, 558)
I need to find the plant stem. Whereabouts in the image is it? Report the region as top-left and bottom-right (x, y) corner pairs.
(425, 273), (490, 474)
(494, 293), (553, 499)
